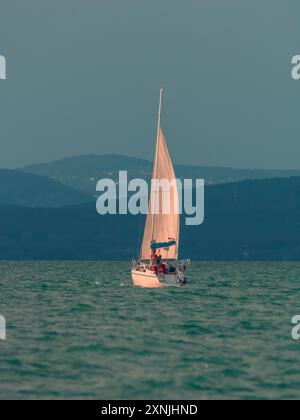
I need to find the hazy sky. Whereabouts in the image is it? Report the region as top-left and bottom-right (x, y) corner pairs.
(0, 0), (300, 169)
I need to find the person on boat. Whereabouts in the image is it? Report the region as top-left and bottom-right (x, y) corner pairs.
(156, 253), (161, 266)
(161, 262), (168, 274)
(151, 249), (157, 266)
(150, 252), (161, 275)
(156, 254), (163, 273)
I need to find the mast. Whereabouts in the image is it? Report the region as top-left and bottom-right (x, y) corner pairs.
(151, 87), (164, 242)
(139, 88), (179, 261)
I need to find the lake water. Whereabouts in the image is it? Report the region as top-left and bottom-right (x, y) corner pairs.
(0, 261), (299, 400)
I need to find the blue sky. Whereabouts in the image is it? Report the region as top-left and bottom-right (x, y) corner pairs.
(0, 0), (300, 169)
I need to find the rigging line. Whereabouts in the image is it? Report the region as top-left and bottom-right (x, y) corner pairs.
(151, 87), (163, 242)
(136, 212), (142, 259)
(161, 90), (167, 135)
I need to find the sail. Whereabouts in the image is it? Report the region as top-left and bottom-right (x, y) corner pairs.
(140, 128), (180, 260)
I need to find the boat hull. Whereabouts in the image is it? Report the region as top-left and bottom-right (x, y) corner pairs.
(131, 269), (185, 288)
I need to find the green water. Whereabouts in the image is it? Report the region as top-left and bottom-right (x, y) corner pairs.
(0, 261), (299, 400)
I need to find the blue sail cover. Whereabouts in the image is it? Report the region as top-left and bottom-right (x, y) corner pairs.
(151, 240), (176, 250)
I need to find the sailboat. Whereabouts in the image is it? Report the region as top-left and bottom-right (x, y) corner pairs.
(131, 88), (190, 287)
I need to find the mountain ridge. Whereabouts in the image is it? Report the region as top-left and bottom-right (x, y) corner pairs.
(0, 168), (92, 208)
(21, 154), (300, 195)
(1, 176), (300, 260)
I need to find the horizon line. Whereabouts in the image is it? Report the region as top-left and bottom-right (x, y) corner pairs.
(2, 152), (300, 173)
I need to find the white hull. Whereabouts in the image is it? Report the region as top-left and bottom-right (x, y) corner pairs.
(131, 268), (186, 288)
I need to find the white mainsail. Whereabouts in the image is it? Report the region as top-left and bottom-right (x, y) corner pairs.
(140, 89), (180, 260)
